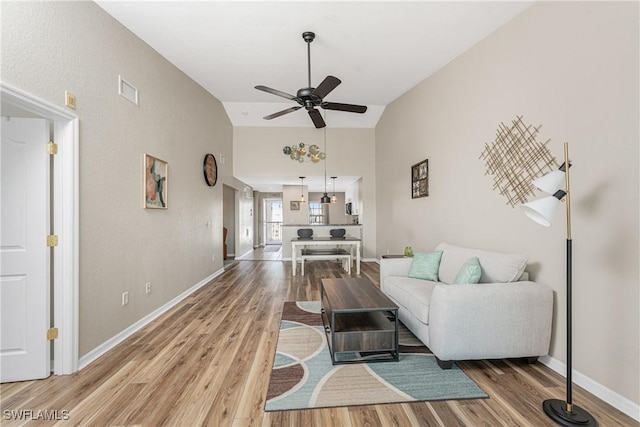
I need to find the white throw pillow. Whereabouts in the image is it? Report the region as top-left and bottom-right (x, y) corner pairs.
(436, 242), (528, 284)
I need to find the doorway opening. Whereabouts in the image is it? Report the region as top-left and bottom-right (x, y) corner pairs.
(1, 83), (79, 379)
(263, 198), (283, 246)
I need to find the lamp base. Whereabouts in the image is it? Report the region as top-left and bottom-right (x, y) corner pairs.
(543, 399), (598, 426)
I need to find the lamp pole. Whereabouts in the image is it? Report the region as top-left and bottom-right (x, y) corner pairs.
(542, 142), (597, 426)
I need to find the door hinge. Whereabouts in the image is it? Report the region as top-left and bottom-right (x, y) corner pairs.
(47, 328), (59, 340)
(47, 142), (58, 155)
(47, 235), (58, 247)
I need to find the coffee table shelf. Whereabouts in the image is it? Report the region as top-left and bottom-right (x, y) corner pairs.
(321, 278), (399, 364)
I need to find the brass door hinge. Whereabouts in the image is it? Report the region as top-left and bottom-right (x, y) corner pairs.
(47, 142), (58, 155)
(47, 328), (59, 340)
(46, 235), (58, 247)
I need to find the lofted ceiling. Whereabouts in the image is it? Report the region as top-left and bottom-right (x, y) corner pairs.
(95, 1), (533, 192)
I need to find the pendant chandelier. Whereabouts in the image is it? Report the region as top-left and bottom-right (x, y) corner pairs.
(331, 177), (337, 203)
(320, 115), (331, 204)
(299, 176), (306, 203)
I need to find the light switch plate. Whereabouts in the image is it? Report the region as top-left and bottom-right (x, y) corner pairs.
(65, 91), (76, 109)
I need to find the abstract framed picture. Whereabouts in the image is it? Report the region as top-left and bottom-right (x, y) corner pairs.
(290, 200), (300, 210)
(144, 154), (168, 209)
(411, 159), (429, 199)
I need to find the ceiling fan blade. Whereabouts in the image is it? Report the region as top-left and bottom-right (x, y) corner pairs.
(263, 106), (302, 120)
(308, 109), (326, 128)
(255, 85), (298, 101)
(311, 76), (341, 99)
(322, 102), (368, 114)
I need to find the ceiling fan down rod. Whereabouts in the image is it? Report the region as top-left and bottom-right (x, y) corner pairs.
(303, 31), (315, 89)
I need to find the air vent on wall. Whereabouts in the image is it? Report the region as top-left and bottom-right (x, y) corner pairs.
(118, 75), (138, 106)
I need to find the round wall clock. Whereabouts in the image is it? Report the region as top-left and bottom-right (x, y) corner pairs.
(203, 153), (217, 186)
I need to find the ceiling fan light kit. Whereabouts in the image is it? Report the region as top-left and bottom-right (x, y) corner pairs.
(255, 31), (367, 128)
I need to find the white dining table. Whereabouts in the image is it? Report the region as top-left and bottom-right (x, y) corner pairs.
(291, 237), (361, 276)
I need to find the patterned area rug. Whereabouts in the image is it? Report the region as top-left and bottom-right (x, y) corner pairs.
(264, 301), (488, 411)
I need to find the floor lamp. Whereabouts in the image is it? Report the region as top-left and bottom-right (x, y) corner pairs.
(520, 142), (598, 427)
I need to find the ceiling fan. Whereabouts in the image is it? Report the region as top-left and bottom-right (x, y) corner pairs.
(255, 31), (367, 128)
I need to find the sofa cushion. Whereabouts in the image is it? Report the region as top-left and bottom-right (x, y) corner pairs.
(436, 242), (528, 284)
(383, 276), (438, 324)
(408, 251), (443, 281)
(453, 257), (482, 284)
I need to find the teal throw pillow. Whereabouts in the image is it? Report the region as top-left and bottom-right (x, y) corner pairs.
(408, 251), (443, 281)
(453, 257), (482, 284)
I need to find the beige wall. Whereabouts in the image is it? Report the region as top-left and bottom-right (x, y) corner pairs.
(283, 184), (310, 225)
(1, 2), (234, 356)
(376, 1), (639, 407)
(308, 192), (351, 225)
(234, 127), (377, 257)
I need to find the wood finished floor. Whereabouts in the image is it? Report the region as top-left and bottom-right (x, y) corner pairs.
(1, 258), (637, 426)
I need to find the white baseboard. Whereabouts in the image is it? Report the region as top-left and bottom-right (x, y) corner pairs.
(539, 355), (640, 422)
(78, 268), (225, 370)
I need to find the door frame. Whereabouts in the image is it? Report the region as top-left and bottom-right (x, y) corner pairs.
(1, 83), (79, 375)
(263, 197), (283, 245)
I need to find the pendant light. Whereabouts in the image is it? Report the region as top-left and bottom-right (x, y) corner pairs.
(299, 176), (306, 203)
(320, 115), (331, 204)
(330, 177), (338, 203)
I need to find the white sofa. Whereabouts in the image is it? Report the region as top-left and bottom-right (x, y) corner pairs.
(380, 242), (553, 369)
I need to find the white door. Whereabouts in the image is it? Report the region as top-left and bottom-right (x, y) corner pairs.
(264, 199), (283, 245)
(1, 117), (50, 382)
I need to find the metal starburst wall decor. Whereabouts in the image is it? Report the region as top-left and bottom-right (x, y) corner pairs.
(480, 116), (558, 208)
(283, 142), (325, 163)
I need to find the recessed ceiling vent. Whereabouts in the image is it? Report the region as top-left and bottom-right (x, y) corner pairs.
(118, 75), (139, 106)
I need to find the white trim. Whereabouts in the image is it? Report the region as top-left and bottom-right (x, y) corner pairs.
(1, 82), (80, 376)
(539, 356), (640, 422)
(53, 118), (80, 375)
(78, 269), (225, 370)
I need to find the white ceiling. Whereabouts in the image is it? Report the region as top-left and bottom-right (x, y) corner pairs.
(94, 0), (533, 192)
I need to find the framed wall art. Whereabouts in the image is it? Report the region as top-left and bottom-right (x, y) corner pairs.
(290, 200), (300, 210)
(411, 159), (429, 199)
(144, 154), (168, 209)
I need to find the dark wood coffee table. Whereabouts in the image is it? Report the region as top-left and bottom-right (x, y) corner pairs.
(320, 278), (399, 364)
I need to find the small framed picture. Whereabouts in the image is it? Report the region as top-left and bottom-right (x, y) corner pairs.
(290, 200), (300, 210)
(144, 154), (168, 209)
(411, 159), (429, 199)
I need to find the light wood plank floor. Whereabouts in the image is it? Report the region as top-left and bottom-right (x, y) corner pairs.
(1, 259), (637, 426)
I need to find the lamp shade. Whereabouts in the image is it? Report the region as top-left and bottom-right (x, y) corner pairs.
(321, 193), (331, 204)
(532, 170), (565, 194)
(520, 195), (562, 227)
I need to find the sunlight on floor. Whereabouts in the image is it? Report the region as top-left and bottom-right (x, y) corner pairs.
(235, 245), (282, 261)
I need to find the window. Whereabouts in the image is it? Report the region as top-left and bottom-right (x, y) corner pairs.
(308, 202), (324, 225)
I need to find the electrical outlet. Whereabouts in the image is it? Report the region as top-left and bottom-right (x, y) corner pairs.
(145, 282), (151, 294)
(212, 254), (215, 262)
(122, 291), (129, 306)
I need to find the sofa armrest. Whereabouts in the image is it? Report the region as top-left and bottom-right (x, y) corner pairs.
(429, 281), (553, 361)
(380, 257), (413, 283)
